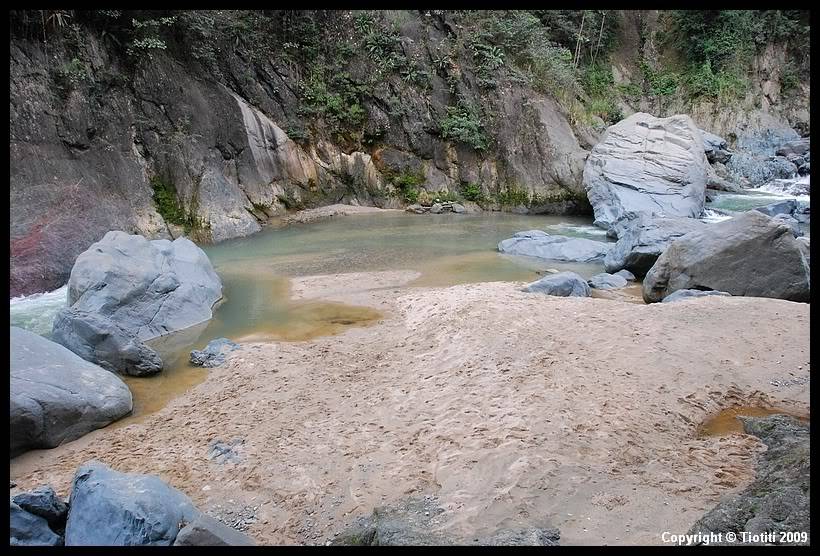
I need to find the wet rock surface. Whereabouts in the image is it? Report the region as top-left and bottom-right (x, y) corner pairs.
(687, 415), (809, 545)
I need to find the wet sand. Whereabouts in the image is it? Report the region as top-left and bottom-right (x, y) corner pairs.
(9, 271), (810, 545)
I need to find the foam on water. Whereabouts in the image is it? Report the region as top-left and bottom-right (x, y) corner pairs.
(9, 285), (68, 337)
(700, 209), (734, 223)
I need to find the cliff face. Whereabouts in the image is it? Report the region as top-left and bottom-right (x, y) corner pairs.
(9, 10), (810, 296)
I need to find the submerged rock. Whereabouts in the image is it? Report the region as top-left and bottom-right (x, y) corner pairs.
(583, 112), (709, 237)
(754, 199), (798, 217)
(498, 231), (611, 262)
(604, 216), (706, 277)
(661, 289), (731, 303)
(687, 415), (809, 545)
(588, 273), (628, 290)
(10, 501), (62, 546)
(65, 460), (200, 546)
(10, 327), (133, 458)
(190, 338), (240, 368)
(52, 231), (222, 375)
(643, 211), (810, 303)
(523, 272), (591, 297)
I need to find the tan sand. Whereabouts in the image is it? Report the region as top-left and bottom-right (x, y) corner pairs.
(10, 271), (810, 545)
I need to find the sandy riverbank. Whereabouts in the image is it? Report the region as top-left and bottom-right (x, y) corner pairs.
(280, 204), (403, 225)
(10, 271), (810, 545)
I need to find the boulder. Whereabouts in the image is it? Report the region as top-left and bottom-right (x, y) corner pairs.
(754, 199), (798, 217)
(583, 113), (709, 237)
(687, 415), (809, 545)
(10, 501), (62, 546)
(52, 231), (222, 374)
(661, 289), (731, 303)
(65, 461), (200, 546)
(775, 138), (810, 158)
(728, 155), (798, 185)
(614, 269), (636, 282)
(10, 327), (133, 458)
(190, 338), (240, 368)
(771, 214), (803, 238)
(452, 203), (467, 213)
(588, 273), (628, 290)
(642, 211), (810, 303)
(798, 162), (810, 176)
(52, 308), (163, 376)
(174, 514), (255, 546)
(430, 203), (443, 214)
(523, 272), (591, 297)
(603, 217), (707, 277)
(699, 128), (733, 164)
(12, 486), (68, 529)
(498, 231), (611, 262)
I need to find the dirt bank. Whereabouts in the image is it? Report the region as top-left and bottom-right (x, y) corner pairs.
(10, 271), (810, 545)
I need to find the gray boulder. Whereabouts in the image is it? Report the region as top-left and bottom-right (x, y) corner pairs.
(583, 113), (709, 237)
(65, 460), (200, 546)
(687, 415), (809, 545)
(12, 486), (68, 529)
(775, 138), (810, 158)
(523, 272), (591, 297)
(588, 273), (628, 290)
(498, 230), (611, 262)
(643, 211), (810, 303)
(430, 203), (443, 214)
(798, 162), (810, 175)
(10, 327), (133, 458)
(603, 216), (707, 277)
(10, 501), (62, 546)
(771, 214), (803, 238)
(452, 203), (467, 214)
(190, 338), (240, 368)
(661, 289), (731, 303)
(700, 128), (733, 164)
(174, 514), (255, 546)
(614, 269), (636, 281)
(51, 308), (163, 376)
(754, 199), (798, 217)
(52, 231), (222, 374)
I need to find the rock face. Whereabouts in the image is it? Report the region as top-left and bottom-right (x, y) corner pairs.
(583, 113), (709, 236)
(588, 273), (628, 290)
(498, 230), (611, 262)
(10, 327), (133, 458)
(10, 501), (62, 546)
(65, 461), (200, 546)
(687, 415), (809, 546)
(190, 338), (240, 368)
(523, 272), (592, 297)
(643, 211), (810, 303)
(174, 514), (256, 546)
(604, 216), (707, 276)
(52, 231), (222, 374)
(661, 289), (731, 303)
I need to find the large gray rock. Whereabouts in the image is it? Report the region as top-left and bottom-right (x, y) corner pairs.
(10, 327), (133, 458)
(51, 308), (163, 376)
(13, 486), (68, 529)
(614, 269), (636, 281)
(52, 231), (222, 374)
(588, 273), (628, 290)
(700, 128), (733, 164)
(65, 461), (200, 546)
(643, 211), (810, 303)
(498, 230), (611, 262)
(583, 113), (709, 236)
(10, 501), (62, 546)
(174, 514), (256, 546)
(771, 214), (803, 238)
(523, 272), (592, 297)
(775, 138), (810, 158)
(604, 217), (707, 277)
(687, 415), (809, 545)
(661, 289), (731, 303)
(754, 199), (798, 217)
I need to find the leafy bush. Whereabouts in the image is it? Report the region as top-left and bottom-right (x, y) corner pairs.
(460, 182), (483, 202)
(151, 176), (188, 226)
(439, 103), (489, 151)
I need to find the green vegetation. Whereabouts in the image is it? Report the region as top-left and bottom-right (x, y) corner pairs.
(150, 176), (201, 233)
(384, 169), (425, 204)
(439, 103), (489, 151)
(460, 182), (483, 202)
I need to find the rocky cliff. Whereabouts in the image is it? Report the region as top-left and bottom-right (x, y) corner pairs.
(9, 10), (810, 296)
